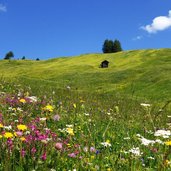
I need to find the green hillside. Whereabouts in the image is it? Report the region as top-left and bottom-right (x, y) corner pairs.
(1, 48), (171, 101)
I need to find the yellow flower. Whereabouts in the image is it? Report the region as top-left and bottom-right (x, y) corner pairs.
(17, 124), (27, 131)
(66, 128), (74, 135)
(43, 105), (54, 112)
(19, 98), (26, 103)
(0, 135), (2, 138)
(20, 137), (26, 141)
(73, 103), (76, 108)
(165, 141), (171, 146)
(4, 132), (14, 138)
(0, 123), (3, 128)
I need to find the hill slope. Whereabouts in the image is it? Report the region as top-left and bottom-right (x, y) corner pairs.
(0, 48), (171, 101)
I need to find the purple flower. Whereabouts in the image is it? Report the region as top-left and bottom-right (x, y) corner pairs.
(53, 114), (60, 121)
(90, 147), (96, 153)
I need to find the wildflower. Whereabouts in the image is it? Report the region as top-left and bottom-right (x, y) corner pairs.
(165, 140), (171, 146)
(66, 124), (73, 128)
(83, 146), (89, 152)
(53, 114), (60, 121)
(19, 98), (26, 103)
(55, 142), (63, 150)
(165, 160), (171, 166)
(40, 117), (47, 121)
(31, 147), (37, 155)
(90, 147), (96, 153)
(66, 127), (74, 135)
(4, 125), (12, 130)
(139, 137), (155, 146)
(4, 132), (14, 138)
(66, 85), (71, 90)
(101, 140), (111, 147)
(73, 103), (76, 108)
(0, 123), (3, 128)
(21, 149), (26, 157)
(0, 135), (2, 138)
(154, 129), (171, 138)
(20, 137), (26, 141)
(17, 124), (27, 131)
(43, 105), (54, 112)
(41, 152), (47, 161)
(27, 96), (37, 102)
(140, 103), (151, 107)
(68, 153), (76, 158)
(14, 131), (23, 136)
(129, 147), (142, 156)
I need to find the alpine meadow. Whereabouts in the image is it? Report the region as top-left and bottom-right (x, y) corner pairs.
(0, 48), (171, 170)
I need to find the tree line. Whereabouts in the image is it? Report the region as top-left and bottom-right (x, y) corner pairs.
(3, 39), (122, 60)
(3, 51), (40, 61)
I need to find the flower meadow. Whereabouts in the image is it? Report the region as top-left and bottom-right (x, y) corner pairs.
(0, 81), (171, 170)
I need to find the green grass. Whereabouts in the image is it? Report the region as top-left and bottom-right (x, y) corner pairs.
(1, 48), (171, 102)
(0, 49), (171, 170)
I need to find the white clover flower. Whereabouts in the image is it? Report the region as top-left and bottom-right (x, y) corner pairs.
(129, 147), (142, 156)
(154, 129), (171, 138)
(101, 141), (111, 147)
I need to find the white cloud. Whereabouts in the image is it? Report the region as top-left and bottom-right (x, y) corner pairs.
(0, 4), (7, 12)
(133, 35), (143, 41)
(141, 10), (171, 33)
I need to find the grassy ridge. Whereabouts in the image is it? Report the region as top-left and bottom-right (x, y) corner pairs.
(0, 48), (171, 101)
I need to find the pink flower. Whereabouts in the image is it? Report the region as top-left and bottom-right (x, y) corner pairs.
(68, 153), (76, 158)
(21, 149), (26, 157)
(31, 147), (37, 155)
(15, 131), (23, 136)
(41, 152), (47, 161)
(55, 142), (63, 150)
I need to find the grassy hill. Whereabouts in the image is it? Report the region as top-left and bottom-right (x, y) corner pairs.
(1, 48), (171, 101)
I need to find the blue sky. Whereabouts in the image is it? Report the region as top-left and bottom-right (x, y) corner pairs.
(0, 0), (171, 60)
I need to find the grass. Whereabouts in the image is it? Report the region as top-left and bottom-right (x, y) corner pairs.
(1, 48), (171, 101)
(0, 48), (171, 170)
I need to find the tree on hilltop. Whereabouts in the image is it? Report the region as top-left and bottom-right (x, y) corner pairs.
(102, 39), (113, 53)
(112, 39), (122, 52)
(102, 39), (123, 53)
(4, 51), (14, 60)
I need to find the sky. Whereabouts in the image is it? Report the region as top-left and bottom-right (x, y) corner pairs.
(0, 0), (171, 60)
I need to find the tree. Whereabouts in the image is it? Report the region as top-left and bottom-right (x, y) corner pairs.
(112, 39), (122, 53)
(36, 58), (40, 61)
(102, 39), (114, 53)
(102, 39), (123, 53)
(22, 56), (26, 60)
(4, 51), (14, 60)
